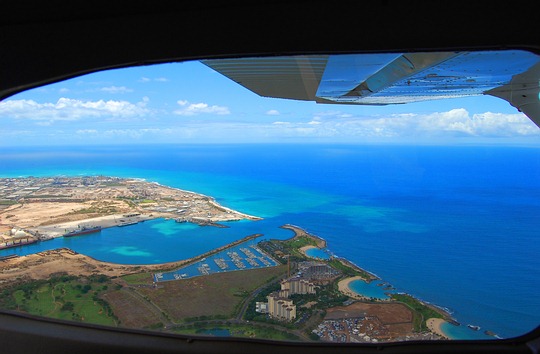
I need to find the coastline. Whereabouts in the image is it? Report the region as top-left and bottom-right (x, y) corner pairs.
(338, 276), (371, 300)
(1, 176), (261, 243)
(280, 224), (327, 248)
(0, 177), (496, 340)
(299, 245), (317, 257)
(32, 213), (157, 240)
(152, 180), (262, 221)
(427, 318), (450, 339)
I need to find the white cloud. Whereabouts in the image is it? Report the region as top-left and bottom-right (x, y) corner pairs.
(266, 109), (540, 140)
(174, 100), (230, 116)
(0, 98), (150, 122)
(100, 86), (133, 94)
(76, 129), (98, 135)
(102, 128), (174, 139)
(266, 109), (280, 116)
(139, 77), (169, 83)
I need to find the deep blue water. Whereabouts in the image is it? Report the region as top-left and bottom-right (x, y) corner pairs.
(1, 143), (539, 339)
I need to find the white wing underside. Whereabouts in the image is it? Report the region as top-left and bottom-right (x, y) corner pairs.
(202, 51), (540, 127)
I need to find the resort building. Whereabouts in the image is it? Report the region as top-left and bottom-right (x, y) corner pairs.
(298, 261), (341, 284)
(281, 276), (316, 295)
(267, 292), (296, 321)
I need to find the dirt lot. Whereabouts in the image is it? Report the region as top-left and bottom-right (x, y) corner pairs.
(102, 289), (163, 329)
(2, 201), (89, 228)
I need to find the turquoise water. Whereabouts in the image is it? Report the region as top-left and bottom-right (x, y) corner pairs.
(0, 144), (539, 339)
(305, 248), (331, 259)
(441, 322), (494, 340)
(0, 218), (293, 264)
(348, 280), (393, 300)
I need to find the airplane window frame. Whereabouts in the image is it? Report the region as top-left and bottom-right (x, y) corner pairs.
(1, 1), (539, 354)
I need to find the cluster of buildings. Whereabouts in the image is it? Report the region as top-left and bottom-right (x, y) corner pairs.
(0, 228), (37, 250)
(256, 261), (341, 322)
(314, 317), (387, 343)
(257, 276), (316, 321)
(0, 177), (252, 237)
(0, 176), (130, 202)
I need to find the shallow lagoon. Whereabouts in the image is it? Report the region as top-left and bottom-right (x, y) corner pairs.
(305, 247), (331, 260)
(348, 279), (393, 300)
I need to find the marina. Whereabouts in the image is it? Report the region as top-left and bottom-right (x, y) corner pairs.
(154, 238), (279, 282)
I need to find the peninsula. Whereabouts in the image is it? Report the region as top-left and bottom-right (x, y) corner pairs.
(0, 176), (260, 246)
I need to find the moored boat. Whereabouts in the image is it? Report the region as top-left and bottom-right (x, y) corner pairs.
(63, 225), (102, 237)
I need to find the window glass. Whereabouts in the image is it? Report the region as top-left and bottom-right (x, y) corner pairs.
(1, 51), (539, 343)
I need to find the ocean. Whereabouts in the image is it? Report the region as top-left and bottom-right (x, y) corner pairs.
(1, 143), (539, 340)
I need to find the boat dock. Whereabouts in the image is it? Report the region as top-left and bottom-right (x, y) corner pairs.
(153, 233), (280, 282)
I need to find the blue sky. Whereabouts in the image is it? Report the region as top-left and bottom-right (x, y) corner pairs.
(1, 59), (539, 146)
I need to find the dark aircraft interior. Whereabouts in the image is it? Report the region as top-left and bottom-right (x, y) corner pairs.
(1, 1), (539, 353)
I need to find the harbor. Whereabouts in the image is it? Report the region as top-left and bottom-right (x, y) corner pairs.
(154, 238), (279, 282)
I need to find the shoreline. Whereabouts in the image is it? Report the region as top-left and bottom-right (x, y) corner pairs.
(299, 245), (317, 258)
(1, 176), (261, 242)
(152, 180), (262, 221)
(338, 276), (371, 300)
(31, 213), (158, 240)
(427, 318), (450, 339)
(280, 224), (327, 248)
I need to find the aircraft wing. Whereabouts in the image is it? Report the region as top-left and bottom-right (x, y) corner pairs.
(201, 51), (540, 127)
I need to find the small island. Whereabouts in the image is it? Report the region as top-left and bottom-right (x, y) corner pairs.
(0, 176), (494, 342)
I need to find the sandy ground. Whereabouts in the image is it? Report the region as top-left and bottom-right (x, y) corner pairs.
(0, 247), (194, 287)
(1, 177), (261, 242)
(2, 201), (89, 228)
(426, 318), (450, 339)
(338, 276), (370, 299)
(299, 245), (317, 256)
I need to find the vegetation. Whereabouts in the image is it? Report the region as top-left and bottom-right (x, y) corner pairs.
(0, 274), (118, 327)
(391, 293), (444, 332)
(173, 323), (301, 341)
(244, 282), (281, 321)
(283, 236), (318, 249)
(137, 266), (288, 322)
(68, 203), (118, 215)
(122, 272), (153, 285)
(327, 259), (373, 280)
(280, 236), (318, 259)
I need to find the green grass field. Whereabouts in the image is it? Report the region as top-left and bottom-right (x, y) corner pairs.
(7, 276), (117, 327)
(122, 272), (153, 285)
(173, 323), (300, 341)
